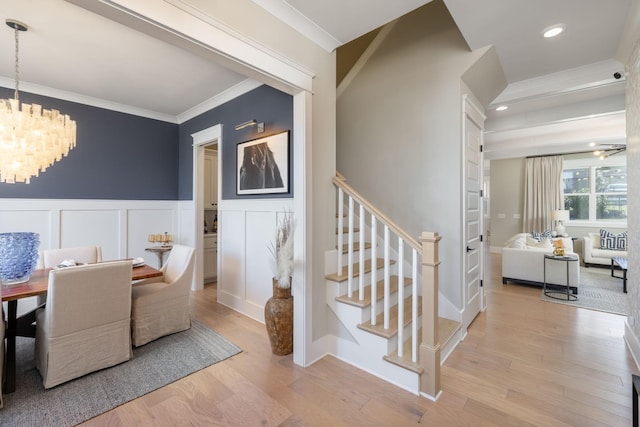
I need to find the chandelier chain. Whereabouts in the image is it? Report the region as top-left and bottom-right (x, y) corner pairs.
(14, 23), (19, 101)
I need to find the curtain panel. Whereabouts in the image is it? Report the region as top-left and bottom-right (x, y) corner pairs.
(523, 156), (563, 233)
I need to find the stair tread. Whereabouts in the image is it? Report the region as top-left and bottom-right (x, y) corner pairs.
(336, 227), (360, 234)
(335, 276), (412, 308)
(338, 242), (373, 254)
(325, 258), (396, 282)
(357, 296), (422, 339)
(382, 317), (461, 374)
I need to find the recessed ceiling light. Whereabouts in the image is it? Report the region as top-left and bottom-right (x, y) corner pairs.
(495, 105), (508, 111)
(589, 142), (596, 147)
(542, 24), (565, 38)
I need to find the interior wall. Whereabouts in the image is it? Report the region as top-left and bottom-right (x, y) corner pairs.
(178, 85), (294, 200)
(336, 1), (496, 308)
(489, 158), (526, 249)
(625, 36), (640, 356)
(0, 88), (178, 199)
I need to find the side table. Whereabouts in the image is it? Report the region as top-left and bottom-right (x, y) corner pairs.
(145, 245), (172, 268)
(543, 254), (578, 301)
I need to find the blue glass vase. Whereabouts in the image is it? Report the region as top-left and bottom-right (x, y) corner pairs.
(0, 232), (40, 285)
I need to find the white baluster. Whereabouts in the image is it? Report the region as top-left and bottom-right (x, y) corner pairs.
(337, 189), (344, 275)
(370, 215), (377, 325)
(348, 196), (354, 297)
(359, 204), (365, 301)
(412, 249), (418, 363)
(397, 237), (404, 358)
(384, 225), (390, 330)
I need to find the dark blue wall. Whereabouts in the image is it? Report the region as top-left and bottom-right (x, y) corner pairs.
(0, 84), (292, 201)
(178, 85), (293, 200)
(0, 88), (179, 199)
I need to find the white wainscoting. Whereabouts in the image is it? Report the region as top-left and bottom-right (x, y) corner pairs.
(1, 199), (180, 315)
(217, 199), (294, 323)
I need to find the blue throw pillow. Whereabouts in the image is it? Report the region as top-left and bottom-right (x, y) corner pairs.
(600, 229), (627, 250)
(531, 230), (552, 242)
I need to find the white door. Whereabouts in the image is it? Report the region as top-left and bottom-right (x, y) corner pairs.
(462, 96), (485, 328)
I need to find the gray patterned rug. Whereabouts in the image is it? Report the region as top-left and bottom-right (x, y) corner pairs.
(541, 266), (629, 315)
(0, 320), (241, 427)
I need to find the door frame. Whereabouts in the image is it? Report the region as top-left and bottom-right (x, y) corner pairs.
(461, 94), (487, 330)
(192, 124), (222, 290)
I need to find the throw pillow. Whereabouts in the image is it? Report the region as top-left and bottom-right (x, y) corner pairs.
(531, 230), (552, 242)
(600, 229), (627, 250)
(526, 236), (552, 249)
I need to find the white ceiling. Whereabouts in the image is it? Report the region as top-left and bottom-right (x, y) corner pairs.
(0, 0), (637, 145)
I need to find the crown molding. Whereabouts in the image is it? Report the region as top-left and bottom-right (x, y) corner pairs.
(176, 79), (263, 123)
(251, 0), (341, 52)
(0, 76), (178, 123)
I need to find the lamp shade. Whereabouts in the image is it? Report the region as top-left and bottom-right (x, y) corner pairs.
(551, 210), (569, 222)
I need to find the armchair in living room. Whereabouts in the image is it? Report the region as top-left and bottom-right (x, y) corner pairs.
(583, 232), (627, 267)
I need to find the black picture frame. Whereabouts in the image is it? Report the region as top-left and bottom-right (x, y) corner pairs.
(236, 130), (289, 195)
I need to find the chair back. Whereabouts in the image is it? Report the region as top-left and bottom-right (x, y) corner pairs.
(45, 260), (132, 338)
(41, 246), (102, 269)
(163, 245), (196, 286)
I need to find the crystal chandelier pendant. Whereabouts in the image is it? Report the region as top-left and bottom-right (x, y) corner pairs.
(0, 19), (77, 184)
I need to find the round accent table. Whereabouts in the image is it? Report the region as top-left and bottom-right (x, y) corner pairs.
(145, 245), (172, 268)
(543, 254), (578, 301)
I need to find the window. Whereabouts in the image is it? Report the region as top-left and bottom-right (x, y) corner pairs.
(563, 157), (627, 223)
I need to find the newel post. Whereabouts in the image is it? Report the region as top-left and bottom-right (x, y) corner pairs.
(419, 231), (442, 400)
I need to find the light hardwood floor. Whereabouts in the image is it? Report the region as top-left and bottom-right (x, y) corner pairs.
(82, 254), (638, 426)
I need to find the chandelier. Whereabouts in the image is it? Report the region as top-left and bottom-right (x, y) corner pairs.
(0, 19), (76, 184)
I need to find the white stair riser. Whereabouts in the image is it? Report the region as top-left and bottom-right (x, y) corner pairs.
(338, 247), (372, 263)
(371, 284), (415, 316)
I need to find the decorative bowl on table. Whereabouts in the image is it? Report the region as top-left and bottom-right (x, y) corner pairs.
(0, 232), (40, 285)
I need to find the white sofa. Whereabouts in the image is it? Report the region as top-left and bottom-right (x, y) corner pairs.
(583, 232), (627, 267)
(502, 233), (580, 294)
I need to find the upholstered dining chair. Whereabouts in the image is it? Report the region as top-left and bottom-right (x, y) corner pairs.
(1, 306), (4, 408)
(35, 260), (133, 389)
(36, 246), (103, 306)
(131, 244), (195, 347)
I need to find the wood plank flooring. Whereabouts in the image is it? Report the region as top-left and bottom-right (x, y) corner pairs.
(81, 253), (638, 426)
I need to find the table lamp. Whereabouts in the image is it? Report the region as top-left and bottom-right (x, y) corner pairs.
(551, 210), (570, 237)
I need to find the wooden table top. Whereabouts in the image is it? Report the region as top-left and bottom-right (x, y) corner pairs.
(1, 263), (162, 302)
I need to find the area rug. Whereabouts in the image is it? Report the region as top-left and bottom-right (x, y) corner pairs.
(541, 266), (629, 315)
(0, 320), (241, 427)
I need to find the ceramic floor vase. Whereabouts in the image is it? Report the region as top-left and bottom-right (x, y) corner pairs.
(264, 278), (293, 355)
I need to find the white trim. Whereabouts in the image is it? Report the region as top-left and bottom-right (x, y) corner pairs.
(192, 124), (223, 291)
(83, 0), (314, 93)
(625, 319), (640, 371)
(0, 77), (262, 125)
(251, 0), (341, 52)
(0, 77), (178, 124)
(177, 79), (262, 123)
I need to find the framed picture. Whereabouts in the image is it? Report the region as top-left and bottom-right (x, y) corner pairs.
(237, 130), (289, 195)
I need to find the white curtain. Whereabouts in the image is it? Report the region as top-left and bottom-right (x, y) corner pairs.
(523, 156), (563, 233)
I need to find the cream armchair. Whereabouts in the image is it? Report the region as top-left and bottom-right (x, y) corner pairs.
(35, 260), (133, 389)
(1, 307), (4, 409)
(39, 246), (103, 269)
(131, 245), (195, 347)
(36, 246), (103, 306)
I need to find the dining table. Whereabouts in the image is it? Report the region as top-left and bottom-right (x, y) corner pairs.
(1, 262), (163, 394)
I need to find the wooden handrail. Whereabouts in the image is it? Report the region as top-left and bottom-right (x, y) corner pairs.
(333, 176), (421, 252)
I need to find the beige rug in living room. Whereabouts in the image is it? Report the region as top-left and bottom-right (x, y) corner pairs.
(540, 266), (629, 315)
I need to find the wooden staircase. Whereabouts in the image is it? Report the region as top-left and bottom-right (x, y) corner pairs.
(326, 174), (461, 399)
